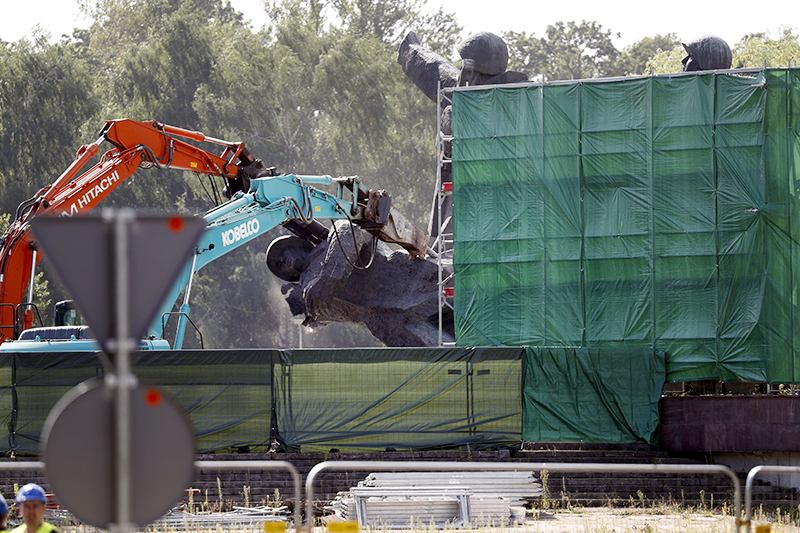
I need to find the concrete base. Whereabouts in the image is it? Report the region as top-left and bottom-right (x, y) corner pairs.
(660, 395), (800, 453)
(714, 452), (800, 491)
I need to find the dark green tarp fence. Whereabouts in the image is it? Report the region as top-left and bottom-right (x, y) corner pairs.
(451, 68), (800, 385)
(522, 347), (665, 443)
(0, 347), (528, 455)
(275, 347), (523, 451)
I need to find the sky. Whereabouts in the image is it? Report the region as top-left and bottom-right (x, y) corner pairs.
(0, 0), (795, 50)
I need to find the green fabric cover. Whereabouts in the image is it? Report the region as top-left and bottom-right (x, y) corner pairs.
(452, 69), (800, 384)
(522, 347), (665, 444)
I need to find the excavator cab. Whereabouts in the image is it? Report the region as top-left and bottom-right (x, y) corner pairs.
(54, 300), (82, 327)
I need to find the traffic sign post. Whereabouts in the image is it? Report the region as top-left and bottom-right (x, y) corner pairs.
(31, 209), (205, 531)
(41, 379), (196, 528)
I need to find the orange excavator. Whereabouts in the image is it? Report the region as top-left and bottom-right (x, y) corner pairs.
(0, 119), (267, 343)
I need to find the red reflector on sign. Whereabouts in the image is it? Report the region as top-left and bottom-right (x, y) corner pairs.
(144, 389), (162, 407)
(167, 217), (184, 232)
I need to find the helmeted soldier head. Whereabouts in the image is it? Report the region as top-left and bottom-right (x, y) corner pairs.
(681, 35), (732, 71)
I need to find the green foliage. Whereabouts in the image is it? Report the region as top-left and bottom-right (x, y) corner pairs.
(503, 30), (546, 78)
(409, 6), (461, 57)
(0, 35), (99, 212)
(331, 0), (416, 43)
(30, 271), (52, 326)
(542, 21), (620, 80)
(732, 28), (800, 68)
(504, 20), (620, 81)
(112, 17), (214, 126)
(645, 45), (686, 75)
(614, 33), (678, 76)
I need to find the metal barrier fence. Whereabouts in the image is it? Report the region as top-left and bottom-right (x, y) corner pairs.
(0, 461), (45, 470)
(304, 460), (743, 532)
(0, 461), (302, 531)
(194, 460), (302, 530)
(15, 458), (800, 532)
(744, 465), (800, 533)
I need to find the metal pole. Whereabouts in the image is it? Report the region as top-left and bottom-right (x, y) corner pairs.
(436, 81), (444, 347)
(194, 460), (302, 530)
(27, 249), (36, 306)
(108, 209), (135, 533)
(304, 461), (742, 532)
(744, 465), (800, 533)
(0, 461), (45, 470)
(174, 253), (198, 349)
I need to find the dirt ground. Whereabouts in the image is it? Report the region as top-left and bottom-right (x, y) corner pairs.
(60, 507), (799, 533)
(320, 508), (796, 533)
(504, 507), (788, 532)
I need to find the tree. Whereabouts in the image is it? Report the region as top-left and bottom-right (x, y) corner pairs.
(406, 6), (461, 57)
(195, 4), (324, 172)
(504, 21), (620, 82)
(614, 34), (678, 76)
(543, 21), (620, 80)
(503, 30), (546, 78)
(0, 33), (99, 214)
(332, 0), (417, 43)
(110, 16), (215, 127)
(197, 0), (437, 222)
(733, 28), (800, 68)
(645, 45), (686, 75)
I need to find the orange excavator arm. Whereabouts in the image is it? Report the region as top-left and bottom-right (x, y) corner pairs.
(0, 119), (268, 343)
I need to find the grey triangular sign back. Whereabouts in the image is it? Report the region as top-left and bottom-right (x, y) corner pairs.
(30, 211), (205, 351)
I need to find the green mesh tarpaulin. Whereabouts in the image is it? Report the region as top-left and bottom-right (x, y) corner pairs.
(0, 355), (12, 453)
(0, 350), (274, 454)
(3, 352), (102, 454)
(0, 347), (522, 454)
(452, 69), (800, 384)
(274, 347), (523, 451)
(523, 347), (665, 444)
(134, 350), (275, 452)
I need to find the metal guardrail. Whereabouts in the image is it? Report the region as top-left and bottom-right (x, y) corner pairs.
(744, 465), (800, 533)
(1, 458), (763, 532)
(303, 460), (742, 532)
(0, 461), (301, 529)
(0, 461), (45, 470)
(194, 460), (302, 530)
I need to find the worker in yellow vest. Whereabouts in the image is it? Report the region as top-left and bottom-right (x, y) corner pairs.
(11, 484), (59, 533)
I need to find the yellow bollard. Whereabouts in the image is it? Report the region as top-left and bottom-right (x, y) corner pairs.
(327, 522), (359, 532)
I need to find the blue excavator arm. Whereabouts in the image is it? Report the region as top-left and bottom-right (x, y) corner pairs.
(150, 173), (428, 347)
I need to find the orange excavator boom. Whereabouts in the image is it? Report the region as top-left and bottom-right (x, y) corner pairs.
(0, 119), (265, 343)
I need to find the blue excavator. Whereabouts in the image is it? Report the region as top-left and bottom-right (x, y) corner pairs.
(152, 170), (428, 349)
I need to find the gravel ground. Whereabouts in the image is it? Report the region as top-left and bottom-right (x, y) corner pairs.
(497, 507), (792, 532)
(317, 507), (794, 533)
(54, 507), (800, 533)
